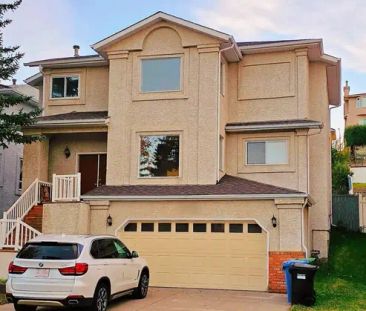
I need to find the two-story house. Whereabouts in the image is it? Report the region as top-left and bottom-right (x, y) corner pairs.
(9, 12), (340, 293)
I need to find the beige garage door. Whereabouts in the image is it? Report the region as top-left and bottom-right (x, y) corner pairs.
(119, 221), (267, 291)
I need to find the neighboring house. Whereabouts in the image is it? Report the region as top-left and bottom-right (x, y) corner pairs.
(0, 80), (39, 213)
(15, 12), (340, 293)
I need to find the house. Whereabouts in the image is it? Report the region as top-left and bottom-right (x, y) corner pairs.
(2, 12), (340, 293)
(0, 80), (39, 213)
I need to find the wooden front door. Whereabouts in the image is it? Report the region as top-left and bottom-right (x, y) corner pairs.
(79, 154), (107, 195)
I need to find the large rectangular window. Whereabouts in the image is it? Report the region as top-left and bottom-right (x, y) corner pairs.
(51, 76), (79, 98)
(139, 135), (180, 177)
(246, 140), (288, 165)
(141, 57), (181, 93)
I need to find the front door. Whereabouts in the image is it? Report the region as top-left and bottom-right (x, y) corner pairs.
(79, 154), (107, 194)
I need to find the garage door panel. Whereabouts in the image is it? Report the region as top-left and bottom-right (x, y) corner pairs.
(119, 221), (267, 291)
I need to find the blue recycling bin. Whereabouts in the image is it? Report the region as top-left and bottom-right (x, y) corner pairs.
(283, 259), (311, 303)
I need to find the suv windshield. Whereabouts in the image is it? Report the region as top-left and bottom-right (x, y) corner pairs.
(17, 242), (83, 260)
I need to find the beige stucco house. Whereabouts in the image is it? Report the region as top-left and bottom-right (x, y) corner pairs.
(344, 81), (366, 128)
(9, 12), (340, 293)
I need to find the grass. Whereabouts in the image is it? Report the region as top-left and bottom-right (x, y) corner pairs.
(292, 229), (366, 311)
(0, 278), (6, 305)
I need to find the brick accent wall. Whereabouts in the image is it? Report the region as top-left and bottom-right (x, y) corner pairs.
(269, 251), (305, 293)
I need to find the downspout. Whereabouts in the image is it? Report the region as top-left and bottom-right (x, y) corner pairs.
(302, 198), (309, 257)
(217, 42), (236, 182)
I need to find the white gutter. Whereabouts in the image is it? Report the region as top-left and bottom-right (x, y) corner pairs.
(301, 198), (309, 257)
(28, 118), (108, 128)
(81, 193), (307, 201)
(225, 121), (323, 132)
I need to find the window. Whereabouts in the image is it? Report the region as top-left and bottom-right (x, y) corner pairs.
(158, 223), (171, 232)
(18, 243), (82, 260)
(124, 223), (137, 232)
(176, 223), (189, 232)
(246, 140), (288, 165)
(359, 119), (366, 126)
(248, 224), (262, 233)
(139, 135), (180, 177)
(141, 57), (181, 92)
(356, 97), (366, 108)
(112, 239), (131, 258)
(51, 76), (79, 98)
(211, 223), (225, 233)
(94, 239), (119, 259)
(193, 223), (206, 232)
(141, 223), (154, 232)
(229, 224), (243, 233)
(16, 157), (23, 193)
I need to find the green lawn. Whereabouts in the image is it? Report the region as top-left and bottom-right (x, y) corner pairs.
(292, 230), (366, 311)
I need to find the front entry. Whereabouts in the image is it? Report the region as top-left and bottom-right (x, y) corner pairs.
(79, 154), (106, 194)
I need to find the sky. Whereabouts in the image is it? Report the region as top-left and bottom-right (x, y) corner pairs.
(3, 0), (366, 136)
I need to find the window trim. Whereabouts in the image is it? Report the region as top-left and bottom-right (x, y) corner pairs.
(356, 97), (366, 108)
(137, 132), (182, 179)
(140, 55), (183, 94)
(50, 74), (80, 100)
(245, 139), (289, 166)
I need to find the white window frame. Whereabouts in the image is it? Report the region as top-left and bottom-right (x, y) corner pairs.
(50, 74), (80, 99)
(245, 140), (289, 166)
(140, 56), (183, 93)
(138, 133), (182, 179)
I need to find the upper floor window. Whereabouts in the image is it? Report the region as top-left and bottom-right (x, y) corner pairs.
(141, 57), (181, 93)
(246, 140), (288, 165)
(359, 119), (366, 126)
(356, 97), (366, 108)
(139, 135), (180, 178)
(51, 76), (79, 98)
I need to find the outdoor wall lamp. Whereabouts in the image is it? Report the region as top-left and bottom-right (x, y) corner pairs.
(64, 146), (71, 158)
(107, 215), (113, 227)
(271, 215), (277, 228)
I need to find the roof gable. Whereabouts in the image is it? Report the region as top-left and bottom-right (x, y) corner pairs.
(91, 11), (234, 52)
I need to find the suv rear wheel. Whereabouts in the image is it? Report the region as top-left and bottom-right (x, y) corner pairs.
(133, 270), (149, 299)
(91, 282), (109, 311)
(13, 303), (37, 311)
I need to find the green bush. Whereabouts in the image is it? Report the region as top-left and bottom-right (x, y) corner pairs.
(344, 125), (366, 147)
(331, 148), (351, 194)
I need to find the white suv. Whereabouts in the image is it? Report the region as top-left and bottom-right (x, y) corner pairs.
(6, 234), (149, 311)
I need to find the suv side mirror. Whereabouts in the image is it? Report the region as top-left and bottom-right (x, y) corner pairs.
(131, 251), (139, 258)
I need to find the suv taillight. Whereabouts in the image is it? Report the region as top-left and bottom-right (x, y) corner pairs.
(8, 261), (27, 274)
(59, 263), (88, 276)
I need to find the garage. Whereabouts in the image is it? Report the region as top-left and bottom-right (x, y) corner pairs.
(118, 220), (268, 291)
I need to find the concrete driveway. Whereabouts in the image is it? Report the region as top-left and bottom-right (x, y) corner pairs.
(1, 288), (289, 311)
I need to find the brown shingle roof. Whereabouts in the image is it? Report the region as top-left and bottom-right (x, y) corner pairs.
(83, 175), (305, 198)
(36, 111), (108, 122)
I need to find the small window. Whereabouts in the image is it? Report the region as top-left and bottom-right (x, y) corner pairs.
(359, 119), (366, 126)
(193, 223), (207, 233)
(96, 239), (120, 258)
(141, 223), (154, 232)
(176, 223), (189, 232)
(247, 140), (288, 165)
(141, 57), (181, 93)
(356, 97), (366, 108)
(158, 223), (171, 232)
(124, 223), (137, 232)
(16, 157), (23, 193)
(51, 76), (79, 98)
(211, 223), (225, 233)
(229, 224), (243, 233)
(139, 135), (180, 177)
(112, 239), (131, 258)
(248, 224), (262, 233)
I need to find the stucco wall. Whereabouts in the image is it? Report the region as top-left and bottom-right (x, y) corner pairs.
(104, 23), (221, 186)
(42, 199), (306, 253)
(344, 96), (366, 127)
(42, 66), (109, 116)
(48, 132), (107, 180)
(308, 62), (332, 257)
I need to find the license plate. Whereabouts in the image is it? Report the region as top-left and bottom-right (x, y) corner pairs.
(35, 269), (50, 278)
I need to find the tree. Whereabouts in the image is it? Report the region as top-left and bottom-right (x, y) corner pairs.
(331, 148), (351, 194)
(0, 0), (42, 148)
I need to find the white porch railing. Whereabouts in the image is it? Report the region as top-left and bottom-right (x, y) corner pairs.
(52, 173), (81, 202)
(0, 219), (41, 250)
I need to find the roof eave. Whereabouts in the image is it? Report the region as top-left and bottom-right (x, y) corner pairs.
(225, 122), (323, 133)
(26, 119), (108, 129)
(24, 57), (108, 68)
(81, 193), (307, 201)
